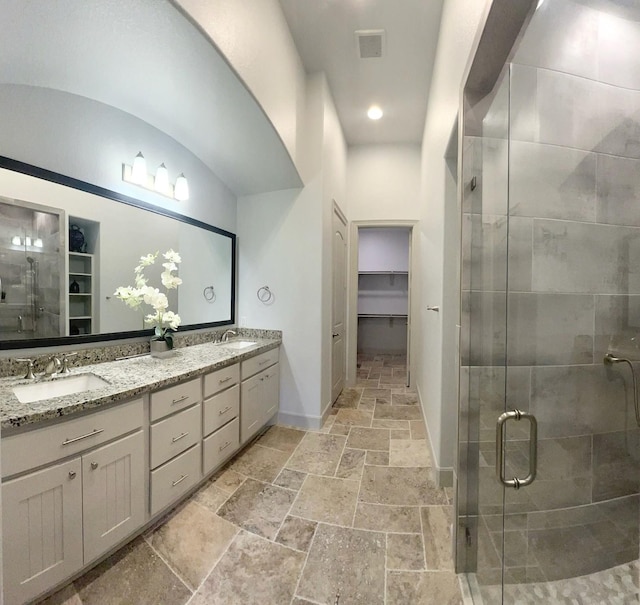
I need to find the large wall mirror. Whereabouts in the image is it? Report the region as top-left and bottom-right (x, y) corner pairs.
(0, 158), (235, 350)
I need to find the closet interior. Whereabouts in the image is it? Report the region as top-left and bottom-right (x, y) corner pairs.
(356, 227), (410, 371)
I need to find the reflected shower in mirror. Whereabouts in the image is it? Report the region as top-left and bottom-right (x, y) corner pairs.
(0, 162), (235, 348)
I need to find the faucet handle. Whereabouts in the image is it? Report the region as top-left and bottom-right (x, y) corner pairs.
(60, 353), (77, 374)
(15, 358), (36, 380)
(61, 353), (77, 373)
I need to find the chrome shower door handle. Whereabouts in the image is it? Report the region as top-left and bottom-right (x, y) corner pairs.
(496, 409), (537, 489)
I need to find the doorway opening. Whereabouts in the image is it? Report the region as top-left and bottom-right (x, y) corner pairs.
(356, 226), (412, 386)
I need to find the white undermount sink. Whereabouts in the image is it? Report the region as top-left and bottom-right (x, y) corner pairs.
(13, 373), (109, 404)
(222, 340), (256, 350)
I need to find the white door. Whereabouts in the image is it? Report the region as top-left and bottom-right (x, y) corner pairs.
(332, 204), (347, 403)
(82, 430), (145, 563)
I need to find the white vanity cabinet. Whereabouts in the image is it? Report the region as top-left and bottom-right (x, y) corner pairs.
(240, 349), (280, 443)
(2, 399), (145, 605)
(203, 363), (240, 475)
(149, 379), (203, 516)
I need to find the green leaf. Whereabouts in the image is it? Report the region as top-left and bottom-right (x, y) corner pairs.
(165, 333), (174, 349)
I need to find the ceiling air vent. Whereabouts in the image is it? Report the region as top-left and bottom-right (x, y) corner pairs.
(355, 29), (385, 59)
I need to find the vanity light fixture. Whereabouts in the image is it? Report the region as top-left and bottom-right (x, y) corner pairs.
(11, 235), (21, 246)
(122, 153), (189, 202)
(154, 163), (170, 195)
(131, 152), (147, 185)
(34, 238), (43, 248)
(174, 173), (189, 201)
(367, 105), (383, 120)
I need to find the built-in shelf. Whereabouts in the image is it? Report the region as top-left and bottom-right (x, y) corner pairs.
(67, 216), (99, 336)
(358, 313), (408, 318)
(358, 271), (408, 275)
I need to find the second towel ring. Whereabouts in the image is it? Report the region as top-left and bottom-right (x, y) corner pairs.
(203, 286), (216, 302)
(257, 285), (273, 303)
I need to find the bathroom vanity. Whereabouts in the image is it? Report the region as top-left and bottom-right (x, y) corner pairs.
(0, 336), (280, 604)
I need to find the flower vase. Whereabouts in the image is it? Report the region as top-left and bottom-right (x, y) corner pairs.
(150, 339), (173, 359)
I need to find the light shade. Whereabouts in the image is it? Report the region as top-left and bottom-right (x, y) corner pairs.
(131, 152), (147, 185)
(367, 105), (383, 120)
(174, 173), (189, 201)
(154, 163), (170, 194)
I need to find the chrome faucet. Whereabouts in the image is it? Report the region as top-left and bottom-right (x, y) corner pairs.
(16, 358), (36, 380)
(43, 355), (62, 376)
(60, 353), (78, 374)
(221, 329), (237, 342)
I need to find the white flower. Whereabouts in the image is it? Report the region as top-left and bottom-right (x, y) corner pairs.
(115, 249), (182, 340)
(161, 271), (182, 289)
(139, 252), (158, 267)
(163, 311), (182, 330)
(163, 249), (181, 264)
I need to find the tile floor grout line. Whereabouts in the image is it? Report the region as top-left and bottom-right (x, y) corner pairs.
(384, 531), (388, 605)
(143, 531), (196, 597)
(184, 527), (242, 605)
(419, 504), (430, 573)
(289, 520), (321, 605)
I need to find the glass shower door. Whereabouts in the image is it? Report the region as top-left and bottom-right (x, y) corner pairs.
(459, 0), (640, 603)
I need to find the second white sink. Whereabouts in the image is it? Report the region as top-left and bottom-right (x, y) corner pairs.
(222, 340), (256, 350)
(13, 373), (109, 404)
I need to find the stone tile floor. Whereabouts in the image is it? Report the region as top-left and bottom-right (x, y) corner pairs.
(38, 354), (461, 605)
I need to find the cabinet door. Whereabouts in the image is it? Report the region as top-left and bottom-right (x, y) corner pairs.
(3, 458), (83, 605)
(241, 373), (262, 443)
(82, 431), (146, 563)
(261, 364), (280, 425)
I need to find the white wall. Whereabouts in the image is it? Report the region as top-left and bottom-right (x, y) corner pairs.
(416, 0), (492, 478)
(0, 85), (236, 232)
(236, 71), (347, 428)
(175, 0), (307, 178)
(320, 75), (348, 415)
(347, 145), (421, 221)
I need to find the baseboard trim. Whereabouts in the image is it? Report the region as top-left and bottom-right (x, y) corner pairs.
(278, 410), (323, 430)
(415, 383), (454, 488)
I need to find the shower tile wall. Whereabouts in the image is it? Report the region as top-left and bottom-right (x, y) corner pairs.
(0, 200), (62, 339)
(460, 0), (640, 588)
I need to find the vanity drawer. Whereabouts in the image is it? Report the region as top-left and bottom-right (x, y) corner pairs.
(203, 384), (239, 437)
(150, 378), (201, 422)
(203, 418), (239, 476)
(150, 404), (201, 470)
(204, 363), (239, 398)
(150, 443), (201, 516)
(241, 348), (279, 380)
(2, 398), (144, 478)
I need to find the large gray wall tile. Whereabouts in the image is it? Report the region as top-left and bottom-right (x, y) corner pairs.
(507, 217), (533, 293)
(507, 293), (594, 365)
(509, 141), (597, 222)
(597, 11), (640, 90)
(531, 365), (629, 438)
(461, 291), (507, 366)
(594, 295), (640, 361)
(512, 0), (598, 80)
(592, 430), (640, 502)
(532, 219), (640, 294)
(596, 153), (640, 227)
(462, 214), (508, 292)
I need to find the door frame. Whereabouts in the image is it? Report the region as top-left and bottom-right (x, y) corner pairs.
(346, 220), (418, 388)
(331, 201), (348, 403)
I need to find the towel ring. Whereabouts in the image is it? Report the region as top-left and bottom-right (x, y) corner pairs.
(203, 286), (216, 302)
(257, 285), (273, 303)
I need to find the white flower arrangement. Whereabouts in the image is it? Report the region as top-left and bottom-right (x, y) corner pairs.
(114, 249), (182, 348)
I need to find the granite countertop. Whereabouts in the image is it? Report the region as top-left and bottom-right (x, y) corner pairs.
(0, 337), (281, 432)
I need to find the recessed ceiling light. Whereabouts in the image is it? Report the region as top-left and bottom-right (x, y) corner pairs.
(367, 105), (383, 120)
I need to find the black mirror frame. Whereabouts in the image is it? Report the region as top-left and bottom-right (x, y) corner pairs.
(0, 156), (236, 350)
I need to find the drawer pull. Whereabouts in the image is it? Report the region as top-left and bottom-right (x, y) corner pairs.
(62, 428), (104, 446)
(91, 462), (98, 470)
(258, 359), (270, 366)
(69, 471), (77, 479)
(219, 376), (233, 384)
(172, 395), (189, 405)
(219, 441), (232, 452)
(172, 474), (188, 487)
(219, 405), (232, 416)
(172, 431), (189, 443)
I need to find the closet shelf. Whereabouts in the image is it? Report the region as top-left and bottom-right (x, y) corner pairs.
(358, 313), (408, 318)
(358, 271), (408, 275)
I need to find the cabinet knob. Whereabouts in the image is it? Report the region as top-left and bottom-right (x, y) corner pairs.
(91, 462), (99, 470)
(69, 471), (77, 479)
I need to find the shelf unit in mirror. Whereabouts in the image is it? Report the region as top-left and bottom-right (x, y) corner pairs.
(67, 217), (99, 336)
